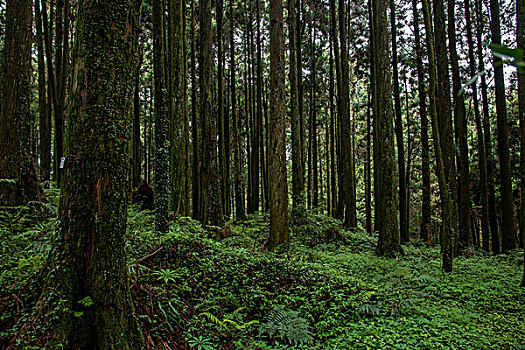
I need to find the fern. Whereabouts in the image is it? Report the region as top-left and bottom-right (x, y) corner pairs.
(259, 305), (313, 346)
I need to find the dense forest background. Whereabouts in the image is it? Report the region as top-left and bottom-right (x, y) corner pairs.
(0, 0), (524, 348)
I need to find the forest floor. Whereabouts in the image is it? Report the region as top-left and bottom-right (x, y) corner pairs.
(1, 190), (524, 349)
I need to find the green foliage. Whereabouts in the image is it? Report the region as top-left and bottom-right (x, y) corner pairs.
(1, 207), (524, 349)
(259, 305), (313, 346)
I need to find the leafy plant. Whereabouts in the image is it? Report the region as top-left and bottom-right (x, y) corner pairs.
(259, 305), (313, 346)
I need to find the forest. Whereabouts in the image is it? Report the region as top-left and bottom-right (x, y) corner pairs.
(0, 0), (524, 348)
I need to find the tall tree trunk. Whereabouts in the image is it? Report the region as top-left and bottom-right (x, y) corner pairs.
(132, 41), (143, 188)
(190, 0), (201, 220)
(53, 0), (143, 346)
(35, 0), (51, 183)
(289, 0), (305, 222)
(169, 0), (190, 216)
(389, 0), (408, 242)
(217, 0), (227, 217)
(372, 0), (400, 256)
(0, 0), (43, 205)
(448, 0), (471, 250)
(339, 0), (357, 227)
(268, 0), (289, 251)
(490, 0), (517, 252)
(517, 0), (525, 286)
(256, 0), (264, 215)
(231, 0), (246, 221)
(422, 0), (454, 272)
(433, 0), (458, 254)
(476, 0), (499, 253)
(311, 29), (319, 208)
(154, 0), (170, 232)
(465, 0), (490, 250)
(329, 41), (337, 217)
(201, 0), (224, 226)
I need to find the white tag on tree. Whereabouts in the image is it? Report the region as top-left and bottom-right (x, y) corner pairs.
(60, 157), (66, 169)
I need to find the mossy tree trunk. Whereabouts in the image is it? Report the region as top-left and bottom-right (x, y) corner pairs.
(0, 0), (43, 206)
(371, 0), (400, 257)
(153, 0), (170, 232)
(268, 0), (289, 252)
(200, 0), (224, 226)
(53, 0), (143, 347)
(190, 0), (201, 220)
(168, 0), (190, 217)
(517, 0), (525, 286)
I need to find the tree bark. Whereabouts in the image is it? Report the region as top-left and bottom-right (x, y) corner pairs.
(490, 0), (517, 252)
(389, 0), (408, 243)
(422, 0), (454, 272)
(268, 0), (289, 251)
(52, 0), (143, 346)
(0, 0), (43, 205)
(465, 0), (490, 250)
(200, 0), (224, 226)
(372, 0), (400, 257)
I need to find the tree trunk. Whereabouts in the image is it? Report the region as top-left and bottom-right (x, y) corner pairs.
(448, 0), (471, 250)
(190, 0), (201, 220)
(231, 0), (246, 221)
(52, 1), (143, 346)
(132, 42), (143, 188)
(153, 0), (170, 232)
(422, 0), (454, 272)
(201, 0), (224, 226)
(268, 0), (289, 251)
(339, 0), (357, 227)
(490, 0), (517, 252)
(389, 0), (408, 243)
(35, 0), (51, 184)
(169, 0), (190, 217)
(329, 41), (337, 218)
(465, 0), (490, 250)
(516, 0), (525, 286)
(0, 0), (43, 205)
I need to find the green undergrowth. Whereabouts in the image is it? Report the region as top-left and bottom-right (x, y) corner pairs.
(1, 202), (524, 349)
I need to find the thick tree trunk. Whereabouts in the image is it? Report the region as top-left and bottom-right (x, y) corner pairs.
(372, 0), (400, 257)
(169, 0), (190, 217)
(200, 0), (224, 226)
(52, 1), (143, 347)
(268, 0), (289, 252)
(389, 0), (408, 243)
(490, 0), (517, 252)
(0, 0), (43, 206)
(516, 0), (525, 286)
(190, 0), (201, 220)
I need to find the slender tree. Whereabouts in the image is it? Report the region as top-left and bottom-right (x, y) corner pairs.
(447, 0), (471, 250)
(51, 0), (143, 346)
(466, 0), (490, 250)
(190, 0), (201, 220)
(339, 0), (357, 227)
(389, 0), (408, 242)
(422, 0), (454, 272)
(268, 0), (289, 251)
(490, 0), (517, 252)
(0, 0), (43, 205)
